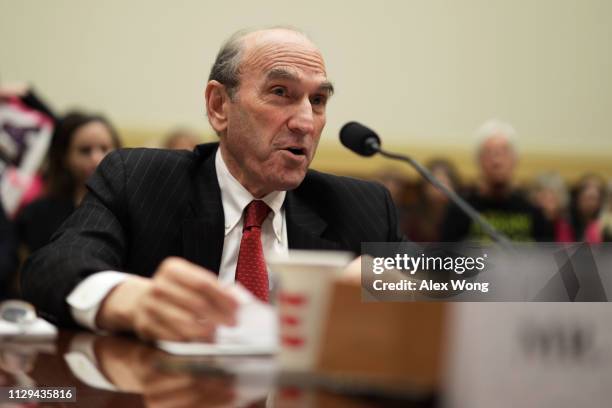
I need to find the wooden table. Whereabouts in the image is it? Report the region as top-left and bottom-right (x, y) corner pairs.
(0, 329), (436, 407)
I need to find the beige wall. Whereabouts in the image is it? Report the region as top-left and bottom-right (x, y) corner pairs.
(1, 0), (610, 179)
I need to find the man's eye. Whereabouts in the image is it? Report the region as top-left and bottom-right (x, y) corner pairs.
(311, 95), (327, 106)
(271, 87), (287, 97)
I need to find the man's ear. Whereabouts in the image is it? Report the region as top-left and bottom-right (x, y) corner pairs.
(205, 80), (230, 135)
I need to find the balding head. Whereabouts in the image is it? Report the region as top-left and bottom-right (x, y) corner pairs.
(208, 27), (327, 100)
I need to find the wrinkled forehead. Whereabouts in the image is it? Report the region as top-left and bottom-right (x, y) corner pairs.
(239, 30), (328, 80)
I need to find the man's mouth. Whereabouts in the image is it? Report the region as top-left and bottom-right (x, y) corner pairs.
(283, 147), (306, 156)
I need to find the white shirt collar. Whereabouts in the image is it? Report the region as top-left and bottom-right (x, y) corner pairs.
(215, 148), (285, 241)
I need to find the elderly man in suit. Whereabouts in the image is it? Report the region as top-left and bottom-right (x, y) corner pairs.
(22, 27), (403, 341)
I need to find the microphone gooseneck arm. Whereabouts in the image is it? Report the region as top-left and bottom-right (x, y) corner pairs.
(368, 140), (513, 250)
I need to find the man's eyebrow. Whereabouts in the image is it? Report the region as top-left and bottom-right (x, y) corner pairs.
(265, 68), (335, 96)
(265, 68), (299, 82)
(319, 81), (334, 96)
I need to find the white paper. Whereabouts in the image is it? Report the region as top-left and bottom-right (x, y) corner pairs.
(158, 285), (278, 356)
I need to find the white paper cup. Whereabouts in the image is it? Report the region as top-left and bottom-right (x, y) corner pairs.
(268, 250), (353, 372)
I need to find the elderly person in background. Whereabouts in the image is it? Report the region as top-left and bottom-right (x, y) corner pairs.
(442, 119), (554, 242)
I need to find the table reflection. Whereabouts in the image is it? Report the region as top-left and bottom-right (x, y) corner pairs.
(65, 333), (268, 407)
(1, 331), (430, 408)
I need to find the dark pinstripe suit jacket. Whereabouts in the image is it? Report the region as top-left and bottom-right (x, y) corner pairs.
(21, 143), (403, 325)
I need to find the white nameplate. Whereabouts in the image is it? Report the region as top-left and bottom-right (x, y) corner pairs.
(446, 303), (612, 408)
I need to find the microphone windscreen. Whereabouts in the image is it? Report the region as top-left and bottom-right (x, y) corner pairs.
(339, 122), (380, 157)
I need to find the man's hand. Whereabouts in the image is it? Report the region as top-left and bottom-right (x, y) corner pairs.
(96, 257), (239, 341)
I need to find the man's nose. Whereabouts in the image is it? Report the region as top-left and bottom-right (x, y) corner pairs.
(287, 98), (315, 136)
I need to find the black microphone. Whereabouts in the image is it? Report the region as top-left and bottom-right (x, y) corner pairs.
(340, 122), (381, 156)
(340, 121), (513, 249)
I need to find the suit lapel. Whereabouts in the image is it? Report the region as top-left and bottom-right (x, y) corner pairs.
(181, 145), (341, 270)
(182, 143), (225, 274)
(285, 190), (340, 251)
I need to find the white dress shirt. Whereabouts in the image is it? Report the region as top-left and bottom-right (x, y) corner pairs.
(67, 148), (289, 330)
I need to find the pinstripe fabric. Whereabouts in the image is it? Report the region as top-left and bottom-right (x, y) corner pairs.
(20, 142), (404, 326)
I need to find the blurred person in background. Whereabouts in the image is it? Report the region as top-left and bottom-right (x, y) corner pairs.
(162, 127), (202, 151)
(600, 181), (612, 241)
(442, 119), (554, 242)
(1, 83), (56, 296)
(375, 167), (407, 206)
(0, 206), (18, 299)
(406, 159), (461, 242)
(531, 172), (571, 242)
(565, 173), (606, 243)
(375, 167), (409, 227)
(16, 111), (122, 254)
(0, 83), (56, 122)
(0, 83), (57, 211)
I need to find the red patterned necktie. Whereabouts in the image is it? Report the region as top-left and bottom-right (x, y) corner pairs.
(235, 200), (271, 302)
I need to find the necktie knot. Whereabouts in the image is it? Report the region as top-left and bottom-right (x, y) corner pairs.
(243, 200), (271, 230)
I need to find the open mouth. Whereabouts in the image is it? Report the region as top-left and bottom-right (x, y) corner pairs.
(284, 147), (306, 156)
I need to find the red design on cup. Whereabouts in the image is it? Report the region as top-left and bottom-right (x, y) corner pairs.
(280, 315), (300, 326)
(279, 292), (308, 306)
(281, 335), (305, 347)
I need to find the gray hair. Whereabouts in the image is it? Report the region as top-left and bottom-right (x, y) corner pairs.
(208, 26), (310, 99)
(533, 171), (569, 208)
(475, 118), (518, 159)
(208, 29), (249, 99)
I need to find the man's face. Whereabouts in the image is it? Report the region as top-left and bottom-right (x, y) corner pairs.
(217, 30), (332, 197)
(478, 134), (516, 188)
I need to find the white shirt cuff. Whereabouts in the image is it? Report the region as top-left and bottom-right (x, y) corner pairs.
(66, 271), (130, 330)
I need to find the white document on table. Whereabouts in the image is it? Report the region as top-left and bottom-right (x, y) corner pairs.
(158, 285), (278, 355)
